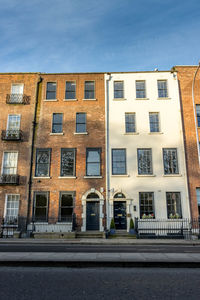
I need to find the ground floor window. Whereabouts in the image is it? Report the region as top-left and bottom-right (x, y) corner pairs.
(139, 192), (154, 219)
(166, 192), (182, 219)
(59, 192), (74, 222)
(196, 188), (200, 216)
(33, 192), (49, 222)
(4, 194), (19, 224)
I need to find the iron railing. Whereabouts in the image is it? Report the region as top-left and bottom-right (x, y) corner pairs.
(1, 130), (23, 141)
(136, 218), (200, 239)
(6, 94), (30, 104)
(0, 174), (20, 185)
(0, 216), (26, 238)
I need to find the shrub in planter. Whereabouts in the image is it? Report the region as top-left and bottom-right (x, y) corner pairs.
(110, 218), (116, 234)
(129, 218), (136, 234)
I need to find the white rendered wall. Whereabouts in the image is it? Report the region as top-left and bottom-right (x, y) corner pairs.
(105, 71), (190, 230)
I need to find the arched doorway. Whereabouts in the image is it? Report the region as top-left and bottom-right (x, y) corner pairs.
(113, 192), (127, 230)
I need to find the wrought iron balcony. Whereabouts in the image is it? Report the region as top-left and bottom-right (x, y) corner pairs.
(1, 130), (23, 141)
(0, 174), (20, 185)
(6, 94), (30, 104)
(2, 216), (18, 226)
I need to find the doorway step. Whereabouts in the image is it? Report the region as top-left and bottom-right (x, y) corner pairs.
(109, 230), (137, 239)
(76, 231), (105, 239)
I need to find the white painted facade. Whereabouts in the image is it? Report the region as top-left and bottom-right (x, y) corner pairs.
(105, 71), (190, 231)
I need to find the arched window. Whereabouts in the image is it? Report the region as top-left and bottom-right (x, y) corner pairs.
(86, 192), (99, 199)
(114, 192), (126, 199)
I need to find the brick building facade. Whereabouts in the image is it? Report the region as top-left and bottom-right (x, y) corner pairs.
(175, 65), (200, 219)
(0, 73), (39, 230)
(29, 73), (106, 233)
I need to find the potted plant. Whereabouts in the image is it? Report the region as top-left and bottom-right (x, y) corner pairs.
(110, 218), (116, 235)
(129, 218), (136, 234)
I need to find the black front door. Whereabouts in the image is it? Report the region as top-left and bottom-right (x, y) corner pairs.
(86, 201), (99, 231)
(114, 201), (127, 230)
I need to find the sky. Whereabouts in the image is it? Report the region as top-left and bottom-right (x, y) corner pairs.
(0, 0), (200, 73)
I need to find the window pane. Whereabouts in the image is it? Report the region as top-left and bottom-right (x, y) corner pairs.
(125, 113), (136, 133)
(196, 105), (200, 127)
(86, 149), (101, 176)
(46, 82), (56, 99)
(34, 193), (48, 221)
(139, 192), (154, 218)
(65, 81), (76, 99)
(163, 149), (178, 174)
(114, 81), (124, 98)
(36, 149), (50, 176)
(61, 149), (75, 176)
(136, 81), (146, 98)
(8, 115), (20, 130)
(52, 113), (63, 133)
(85, 81), (95, 99)
(61, 194), (73, 207)
(3, 152), (18, 174)
(158, 80), (168, 98)
(166, 192), (182, 218)
(149, 113), (159, 132)
(112, 149), (126, 175)
(11, 84), (23, 94)
(76, 113), (86, 133)
(138, 149), (152, 174)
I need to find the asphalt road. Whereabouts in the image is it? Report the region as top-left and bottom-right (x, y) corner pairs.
(0, 267), (199, 300)
(0, 243), (200, 253)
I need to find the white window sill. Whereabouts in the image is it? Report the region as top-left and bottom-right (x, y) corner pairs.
(56, 222), (72, 224)
(124, 132), (139, 135)
(58, 176), (76, 179)
(148, 132), (163, 135)
(157, 97), (171, 100)
(135, 98), (149, 100)
(82, 98), (97, 101)
(50, 133), (64, 135)
(63, 99), (77, 101)
(111, 174), (130, 177)
(74, 132), (88, 135)
(32, 222), (48, 225)
(163, 174), (182, 177)
(136, 174), (156, 177)
(44, 99), (58, 102)
(84, 176), (102, 179)
(113, 98), (126, 101)
(33, 176), (51, 179)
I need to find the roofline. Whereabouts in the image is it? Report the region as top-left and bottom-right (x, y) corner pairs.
(0, 72), (40, 75)
(173, 65), (199, 67)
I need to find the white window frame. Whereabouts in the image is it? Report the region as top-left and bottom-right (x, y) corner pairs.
(7, 114), (21, 130)
(4, 194), (20, 218)
(1, 151), (18, 175)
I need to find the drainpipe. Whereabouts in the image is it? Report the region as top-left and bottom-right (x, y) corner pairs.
(26, 75), (43, 231)
(192, 62), (200, 165)
(105, 73), (111, 230)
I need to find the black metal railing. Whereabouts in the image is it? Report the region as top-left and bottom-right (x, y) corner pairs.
(1, 130), (23, 141)
(6, 94), (30, 104)
(0, 174), (20, 185)
(0, 216), (26, 238)
(136, 218), (200, 239)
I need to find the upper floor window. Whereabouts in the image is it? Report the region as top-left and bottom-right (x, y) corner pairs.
(76, 113), (86, 133)
(112, 149), (126, 175)
(84, 81), (95, 99)
(136, 80), (146, 98)
(86, 148), (101, 176)
(149, 112), (160, 132)
(157, 80), (168, 98)
(65, 81), (76, 99)
(46, 82), (56, 100)
(196, 105), (200, 127)
(163, 148), (179, 175)
(35, 149), (51, 177)
(166, 192), (182, 219)
(59, 192), (74, 222)
(52, 113), (63, 133)
(10, 84), (24, 103)
(137, 149), (152, 175)
(114, 81), (124, 99)
(7, 115), (21, 130)
(61, 148), (76, 177)
(139, 192), (154, 219)
(125, 113), (136, 133)
(2, 152), (18, 175)
(33, 192), (49, 222)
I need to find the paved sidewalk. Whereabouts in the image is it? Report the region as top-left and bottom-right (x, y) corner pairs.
(0, 238), (200, 245)
(0, 252), (200, 267)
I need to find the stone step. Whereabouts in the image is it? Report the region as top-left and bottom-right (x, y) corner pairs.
(76, 231), (104, 239)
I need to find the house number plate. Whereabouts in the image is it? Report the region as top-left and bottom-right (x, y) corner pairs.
(91, 213), (96, 216)
(117, 214), (123, 217)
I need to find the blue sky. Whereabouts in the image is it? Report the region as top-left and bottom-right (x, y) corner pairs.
(0, 0), (200, 72)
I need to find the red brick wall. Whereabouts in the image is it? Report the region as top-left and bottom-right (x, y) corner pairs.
(175, 66), (200, 219)
(0, 73), (39, 219)
(31, 74), (106, 229)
